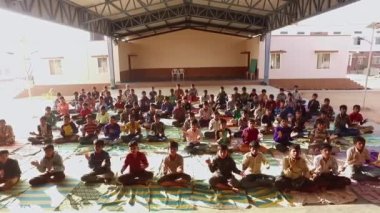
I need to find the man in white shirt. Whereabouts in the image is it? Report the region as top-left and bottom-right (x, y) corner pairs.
(342, 136), (380, 181)
(312, 144), (351, 190)
(204, 112), (221, 139)
(184, 120), (207, 154)
(241, 142), (275, 189)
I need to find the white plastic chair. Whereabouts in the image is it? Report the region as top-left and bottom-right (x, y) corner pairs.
(171, 69), (179, 81)
(178, 68), (185, 80)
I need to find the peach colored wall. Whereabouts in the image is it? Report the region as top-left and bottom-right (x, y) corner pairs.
(117, 29), (254, 71)
(258, 35), (350, 79)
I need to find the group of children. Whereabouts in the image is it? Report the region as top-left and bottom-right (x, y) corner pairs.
(0, 84), (380, 193)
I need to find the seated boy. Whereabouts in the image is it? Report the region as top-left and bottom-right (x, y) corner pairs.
(0, 150), (21, 191)
(206, 144), (242, 192)
(114, 95), (126, 113)
(260, 108), (275, 134)
(102, 116), (121, 144)
(241, 142), (274, 189)
(198, 101), (213, 128)
(182, 96), (192, 112)
(184, 120), (207, 154)
(81, 140), (114, 183)
(273, 119), (293, 152)
(172, 100), (186, 127)
(142, 104), (156, 129)
(79, 115), (99, 145)
(0, 119), (15, 145)
(216, 87), (228, 110)
(290, 110), (306, 137)
(158, 141), (192, 187)
(149, 87), (157, 103)
(28, 116), (53, 145)
(233, 110), (249, 138)
(311, 144), (351, 190)
(104, 91), (114, 110)
(307, 93), (320, 118)
(308, 119), (334, 155)
(118, 141), (154, 185)
(139, 91), (150, 113)
(240, 119), (260, 153)
(44, 106), (57, 128)
(274, 144), (316, 192)
(57, 97), (70, 118)
(189, 84), (199, 102)
(216, 119), (232, 146)
(147, 114), (167, 142)
(200, 89), (210, 103)
(121, 115), (142, 143)
(29, 144), (65, 186)
(334, 105), (360, 137)
(341, 136), (380, 181)
(204, 112), (221, 139)
(96, 106), (110, 129)
(349, 104), (374, 134)
(320, 98), (334, 121)
(74, 103), (92, 126)
(155, 90), (164, 108)
(182, 112), (197, 141)
(160, 97), (174, 118)
(54, 115), (79, 143)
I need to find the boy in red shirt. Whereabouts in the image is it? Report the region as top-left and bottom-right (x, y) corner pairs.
(79, 115), (99, 145)
(75, 103), (92, 125)
(118, 141), (153, 185)
(349, 105), (374, 134)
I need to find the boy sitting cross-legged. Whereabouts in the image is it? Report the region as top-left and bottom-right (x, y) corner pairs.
(81, 140), (114, 183)
(157, 141), (192, 187)
(54, 115), (79, 144)
(118, 141), (154, 185)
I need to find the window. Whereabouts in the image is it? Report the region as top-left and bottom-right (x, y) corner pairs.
(317, 53), (330, 69)
(354, 31), (362, 34)
(90, 32), (105, 41)
(373, 56), (380, 65)
(270, 53), (281, 69)
(333, 31), (341, 35)
(97, 57), (108, 73)
(310, 32), (328, 36)
(49, 59), (63, 75)
(297, 32), (305, 35)
(375, 37), (380, 45)
(280, 31), (288, 35)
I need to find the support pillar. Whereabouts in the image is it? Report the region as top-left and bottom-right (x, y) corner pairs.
(263, 32), (271, 85)
(107, 37), (116, 88)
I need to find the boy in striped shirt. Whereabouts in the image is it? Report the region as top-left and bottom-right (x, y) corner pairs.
(80, 115), (99, 145)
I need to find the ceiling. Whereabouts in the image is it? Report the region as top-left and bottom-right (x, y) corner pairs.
(0, 0), (359, 41)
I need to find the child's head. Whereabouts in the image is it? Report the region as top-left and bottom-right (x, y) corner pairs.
(280, 118), (288, 127)
(150, 103), (156, 111)
(191, 84), (195, 88)
(117, 95), (122, 101)
(73, 91), (78, 96)
(242, 87), (247, 92)
(312, 93), (318, 99)
(40, 116), (47, 125)
(233, 87), (238, 93)
(217, 144), (229, 159)
(131, 89), (135, 94)
(158, 89), (162, 95)
(169, 141), (178, 155)
(339, 105), (347, 113)
(220, 86), (224, 92)
(320, 143), (332, 158)
(176, 100), (182, 107)
(261, 89), (266, 94)
(265, 108), (272, 115)
(0, 150), (9, 164)
(170, 88), (174, 94)
(220, 118), (227, 129)
(63, 115), (71, 124)
(57, 92), (62, 98)
(83, 102), (89, 109)
(295, 110), (302, 118)
(184, 89), (189, 94)
(128, 141), (139, 154)
(294, 85), (299, 91)
(203, 101), (209, 109)
(94, 139), (105, 153)
(189, 112), (195, 119)
(164, 96), (170, 103)
(176, 84), (181, 89)
(43, 144), (55, 158)
(354, 136), (366, 151)
(86, 114), (94, 123)
(142, 91), (146, 96)
(251, 88), (256, 93)
(203, 89), (208, 94)
(269, 94), (274, 100)
(101, 106), (107, 114)
(93, 86), (97, 91)
(59, 96), (66, 103)
(353, 104), (361, 113)
(151, 86), (155, 91)
(316, 119), (326, 130)
(289, 144), (301, 159)
(45, 106), (52, 113)
(0, 119), (5, 127)
(249, 142), (260, 156)
(324, 98), (330, 105)
(279, 88), (284, 93)
(279, 100), (285, 107)
(210, 94), (215, 100)
(243, 110), (249, 118)
(248, 119), (255, 128)
(191, 119), (198, 130)
(110, 116), (117, 124)
(214, 111), (220, 120)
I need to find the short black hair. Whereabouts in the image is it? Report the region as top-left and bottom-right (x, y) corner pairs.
(219, 144), (228, 151)
(321, 143), (332, 151)
(128, 141), (138, 148)
(169, 141), (179, 149)
(43, 144), (54, 151)
(289, 144), (301, 151)
(249, 142), (260, 149)
(353, 136), (366, 145)
(0, 150), (9, 155)
(339, 105), (347, 110)
(94, 139), (105, 146)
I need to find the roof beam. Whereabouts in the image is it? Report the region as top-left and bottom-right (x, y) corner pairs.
(267, 0), (359, 31)
(111, 3), (266, 35)
(0, 0), (112, 35)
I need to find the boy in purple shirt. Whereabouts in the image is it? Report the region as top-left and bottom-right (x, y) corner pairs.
(103, 116), (121, 143)
(274, 118), (293, 152)
(160, 97), (174, 118)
